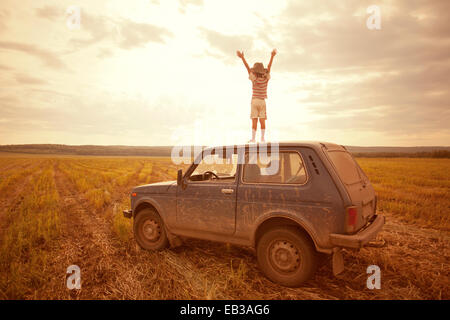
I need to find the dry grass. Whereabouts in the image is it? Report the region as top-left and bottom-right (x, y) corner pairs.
(0, 161), (60, 299)
(356, 158), (450, 230)
(0, 155), (448, 300)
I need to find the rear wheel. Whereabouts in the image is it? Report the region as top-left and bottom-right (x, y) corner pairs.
(133, 208), (169, 250)
(257, 226), (317, 287)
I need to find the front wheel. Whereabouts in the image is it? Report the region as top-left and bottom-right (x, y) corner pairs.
(257, 226), (318, 287)
(133, 208), (169, 250)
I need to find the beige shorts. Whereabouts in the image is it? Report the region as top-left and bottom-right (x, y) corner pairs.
(250, 98), (266, 119)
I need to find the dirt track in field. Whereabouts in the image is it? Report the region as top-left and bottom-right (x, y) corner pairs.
(40, 166), (122, 299)
(22, 163), (446, 300)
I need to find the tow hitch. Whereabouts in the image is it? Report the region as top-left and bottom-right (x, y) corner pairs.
(365, 238), (387, 248)
(332, 238), (387, 276)
(123, 209), (132, 219)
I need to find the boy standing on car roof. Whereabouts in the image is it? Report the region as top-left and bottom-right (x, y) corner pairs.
(237, 49), (277, 143)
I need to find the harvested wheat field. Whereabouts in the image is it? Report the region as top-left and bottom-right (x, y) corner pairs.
(0, 155), (448, 300)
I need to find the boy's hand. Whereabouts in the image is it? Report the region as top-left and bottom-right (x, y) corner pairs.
(237, 50), (250, 73)
(271, 49), (277, 57)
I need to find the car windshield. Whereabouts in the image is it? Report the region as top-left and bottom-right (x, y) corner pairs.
(192, 153), (238, 177)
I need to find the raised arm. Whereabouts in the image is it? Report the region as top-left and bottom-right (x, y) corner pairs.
(236, 50), (251, 74)
(267, 49), (277, 73)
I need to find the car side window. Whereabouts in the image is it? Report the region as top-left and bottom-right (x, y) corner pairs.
(243, 151), (307, 184)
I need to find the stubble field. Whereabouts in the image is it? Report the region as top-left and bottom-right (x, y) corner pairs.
(0, 154), (448, 300)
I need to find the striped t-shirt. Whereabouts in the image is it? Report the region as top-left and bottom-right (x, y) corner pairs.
(249, 72), (270, 99)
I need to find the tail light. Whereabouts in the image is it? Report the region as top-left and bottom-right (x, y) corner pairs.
(346, 206), (358, 233)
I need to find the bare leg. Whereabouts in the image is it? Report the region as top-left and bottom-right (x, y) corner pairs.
(249, 118), (258, 142)
(259, 118), (266, 142)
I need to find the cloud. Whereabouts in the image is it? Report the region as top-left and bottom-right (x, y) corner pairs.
(0, 95), (18, 107)
(309, 107), (449, 137)
(294, 63), (450, 136)
(178, 0), (203, 14)
(117, 19), (173, 49)
(34, 5), (173, 52)
(300, 63), (450, 111)
(199, 27), (254, 63)
(0, 90), (209, 144)
(0, 64), (12, 70)
(97, 48), (113, 59)
(66, 10), (172, 51)
(263, 0), (450, 73)
(67, 10), (111, 49)
(15, 74), (48, 85)
(35, 5), (62, 20)
(0, 41), (66, 69)
(0, 9), (10, 33)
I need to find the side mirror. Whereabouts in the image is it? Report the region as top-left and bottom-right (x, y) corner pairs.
(177, 169), (183, 186)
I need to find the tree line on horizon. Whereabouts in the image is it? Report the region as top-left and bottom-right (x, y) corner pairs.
(352, 150), (450, 158)
(0, 144), (449, 158)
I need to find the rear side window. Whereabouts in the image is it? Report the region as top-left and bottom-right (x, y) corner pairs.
(327, 151), (361, 185)
(243, 151), (307, 184)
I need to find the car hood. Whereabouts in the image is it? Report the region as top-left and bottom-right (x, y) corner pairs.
(133, 181), (177, 194)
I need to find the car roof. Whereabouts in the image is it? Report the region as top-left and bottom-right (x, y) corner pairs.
(203, 141), (346, 152)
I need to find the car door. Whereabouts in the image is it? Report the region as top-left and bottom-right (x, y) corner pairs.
(236, 149), (312, 231)
(176, 150), (238, 235)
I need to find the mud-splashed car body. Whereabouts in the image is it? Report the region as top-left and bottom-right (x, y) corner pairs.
(124, 141), (385, 286)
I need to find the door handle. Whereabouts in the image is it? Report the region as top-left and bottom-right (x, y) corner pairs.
(221, 188), (234, 194)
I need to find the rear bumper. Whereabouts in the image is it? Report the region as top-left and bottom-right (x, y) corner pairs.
(329, 215), (385, 249)
(123, 209), (133, 219)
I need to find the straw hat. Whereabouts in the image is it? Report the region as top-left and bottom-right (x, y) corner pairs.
(251, 62), (267, 74)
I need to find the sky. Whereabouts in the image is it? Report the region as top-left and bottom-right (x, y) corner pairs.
(0, 0), (449, 147)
